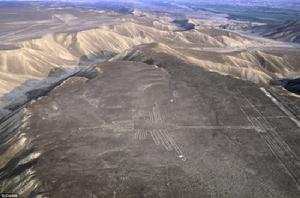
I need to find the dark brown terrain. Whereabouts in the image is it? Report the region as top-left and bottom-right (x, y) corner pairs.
(1, 2), (300, 198)
(14, 57), (300, 197)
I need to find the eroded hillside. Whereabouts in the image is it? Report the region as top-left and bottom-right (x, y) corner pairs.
(1, 14), (300, 96)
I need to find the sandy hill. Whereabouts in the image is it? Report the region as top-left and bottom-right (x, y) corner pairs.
(0, 16), (300, 96)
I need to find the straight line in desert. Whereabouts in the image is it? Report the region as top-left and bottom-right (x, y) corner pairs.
(173, 125), (255, 130)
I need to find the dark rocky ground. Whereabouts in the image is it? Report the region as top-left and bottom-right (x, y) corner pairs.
(14, 57), (300, 197)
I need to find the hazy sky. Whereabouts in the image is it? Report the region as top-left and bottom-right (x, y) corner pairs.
(0, 0), (299, 6)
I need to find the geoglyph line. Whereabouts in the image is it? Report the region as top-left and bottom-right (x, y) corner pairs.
(134, 129), (140, 140)
(150, 130), (160, 145)
(260, 87), (300, 128)
(142, 130), (147, 139)
(135, 129), (148, 140)
(134, 103), (186, 161)
(174, 125), (255, 130)
(159, 129), (173, 151)
(235, 89), (300, 186)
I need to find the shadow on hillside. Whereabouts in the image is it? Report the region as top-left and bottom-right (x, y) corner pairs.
(0, 51), (119, 196)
